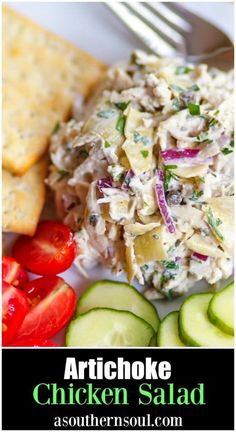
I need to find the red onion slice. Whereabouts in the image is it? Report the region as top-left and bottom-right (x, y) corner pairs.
(155, 170), (175, 234)
(97, 177), (113, 193)
(192, 252), (208, 261)
(161, 148), (201, 161)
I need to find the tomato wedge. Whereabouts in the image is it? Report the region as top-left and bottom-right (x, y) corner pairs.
(2, 281), (29, 346)
(9, 339), (58, 347)
(2, 256), (28, 287)
(15, 276), (76, 340)
(22, 276), (64, 306)
(12, 220), (77, 276)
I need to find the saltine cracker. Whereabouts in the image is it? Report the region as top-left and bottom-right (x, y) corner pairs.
(3, 6), (106, 175)
(3, 157), (48, 236)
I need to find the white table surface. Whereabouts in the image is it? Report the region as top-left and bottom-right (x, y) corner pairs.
(4, 2), (234, 343)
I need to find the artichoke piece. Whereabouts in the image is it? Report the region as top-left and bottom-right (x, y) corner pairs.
(83, 99), (123, 146)
(100, 203), (113, 223)
(124, 222), (160, 236)
(138, 213), (162, 224)
(186, 233), (225, 258)
(134, 226), (168, 265)
(122, 107), (154, 175)
(174, 164), (208, 178)
(109, 199), (130, 222)
(124, 107), (153, 142)
(159, 67), (189, 87)
(120, 155), (131, 169)
(125, 244), (136, 284)
(125, 106), (153, 138)
(122, 138), (153, 175)
(204, 197), (234, 255)
(125, 107), (144, 135)
(138, 179), (157, 216)
(118, 149), (131, 169)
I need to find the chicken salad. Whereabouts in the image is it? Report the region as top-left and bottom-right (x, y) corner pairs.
(48, 51), (234, 300)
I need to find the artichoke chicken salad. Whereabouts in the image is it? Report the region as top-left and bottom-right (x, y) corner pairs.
(48, 51), (234, 300)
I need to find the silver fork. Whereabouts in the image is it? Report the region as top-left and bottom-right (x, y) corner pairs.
(106, 2), (233, 70)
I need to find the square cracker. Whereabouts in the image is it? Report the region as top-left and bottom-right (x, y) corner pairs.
(3, 157), (48, 236)
(3, 6), (106, 175)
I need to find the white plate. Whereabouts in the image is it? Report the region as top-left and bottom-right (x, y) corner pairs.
(5, 2), (234, 346)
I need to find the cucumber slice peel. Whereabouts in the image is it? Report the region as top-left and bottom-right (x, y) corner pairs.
(149, 334), (157, 346)
(157, 311), (185, 347)
(208, 282), (234, 336)
(76, 280), (159, 332)
(179, 293), (234, 347)
(66, 308), (155, 347)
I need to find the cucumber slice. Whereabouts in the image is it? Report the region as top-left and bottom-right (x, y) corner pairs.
(157, 311), (185, 347)
(179, 293), (234, 347)
(76, 280), (159, 332)
(66, 308), (154, 347)
(208, 282), (234, 336)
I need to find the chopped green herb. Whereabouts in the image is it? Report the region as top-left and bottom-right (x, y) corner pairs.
(133, 131), (149, 146)
(196, 132), (211, 143)
(78, 149), (89, 159)
(188, 103), (200, 116)
(175, 239), (181, 247)
(222, 147), (233, 155)
(133, 131), (140, 142)
(104, 141), (111, 148)
(142, 264), (149, 271)
(140, 150), (149, 158)
(190, 190), (204, 201)
(208, 117), (218, 128)
(164, 165), (178, 171)
(116, 115), (126, 134)
(115, 172), (125, 182)
(214, 109), (220, 116)
(201, 227), (210, 237)
(143, 201), (149, 207)
(207, 207), (224, 241)
(163, 260), (180, 270)
(164, 166), (178, 192)
(230, 131), (234, 148)
(171, 84), (184, 92)
(58, 169), (69, 180)
(52, 122), (60, 134)
(191, 84), (200, 91)
(115, 101), (130, 111)
(166, 288), (174, 300)
(172, 98), (181, 111)
(159, 274), (166, 289)
(164, 172), (172, 192)
(97, 110), (114, 119)
(175, 66), (193, 75)
(167, 245), (175, 255)
(198, 177), (205, 183)
(159, 273), (175, 291)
